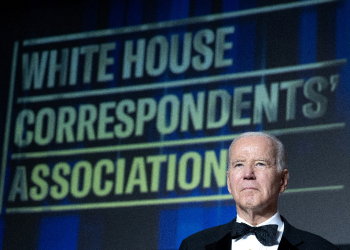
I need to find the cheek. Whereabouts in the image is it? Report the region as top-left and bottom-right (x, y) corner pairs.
(227, 173), (238, 194)
(256, 173), (278, 190)
(264, 176), (282, 193)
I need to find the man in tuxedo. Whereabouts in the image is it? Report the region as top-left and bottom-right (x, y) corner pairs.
(179, 132), (338, 250)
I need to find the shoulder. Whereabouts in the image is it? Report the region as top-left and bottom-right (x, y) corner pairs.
(179, 220), (233, 250)
(282, 217), (339, 250)
(295, 229), (338, 249)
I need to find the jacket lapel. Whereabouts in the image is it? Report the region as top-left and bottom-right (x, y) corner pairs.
(205, 232), (232, 250)
(204, 218), (236, 250)
(277, 217), (303, 250)
(278, 236), (298, 250)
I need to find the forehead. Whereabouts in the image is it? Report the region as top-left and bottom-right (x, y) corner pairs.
(230, 136), (276, 159)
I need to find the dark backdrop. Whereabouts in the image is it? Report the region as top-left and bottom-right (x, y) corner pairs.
(0, 0), (349, 249)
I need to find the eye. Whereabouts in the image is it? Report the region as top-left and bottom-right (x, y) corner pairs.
(256, 162), (266, 168)
(234, 163), (243, 168)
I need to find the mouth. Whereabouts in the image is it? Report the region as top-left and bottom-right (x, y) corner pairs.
(242, 187), (258, 191)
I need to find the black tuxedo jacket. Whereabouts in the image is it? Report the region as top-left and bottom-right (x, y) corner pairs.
(179, 217), (338, 250)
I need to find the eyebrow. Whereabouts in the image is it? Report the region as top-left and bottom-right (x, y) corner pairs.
(231, 158), (270, 163)
(231, 159), (245, 164)
(255, 158), (270, 162)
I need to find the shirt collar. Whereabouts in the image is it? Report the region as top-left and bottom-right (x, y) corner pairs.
(236, 211), (284, 232)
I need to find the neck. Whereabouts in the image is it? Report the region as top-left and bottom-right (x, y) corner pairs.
(236, 206), (277, 226)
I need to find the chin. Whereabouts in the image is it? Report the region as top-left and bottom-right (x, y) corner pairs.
(240, 198), (259, 208)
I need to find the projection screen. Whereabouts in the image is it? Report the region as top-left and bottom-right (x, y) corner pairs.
(0, 0), (349, 249)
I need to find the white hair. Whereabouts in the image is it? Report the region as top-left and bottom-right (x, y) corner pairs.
(227, 132), (287, 171)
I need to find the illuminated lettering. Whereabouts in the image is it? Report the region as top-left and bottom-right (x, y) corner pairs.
(125, 157), (148, 194)
(8, 166), (29, 202)
(21, 42), (117, 90)
(30, 163), (50, 201)
(122, 26), (235, 79)
(178, 152), (202, 190)
(13, 77), (332, 148)
(51, 162), (70, 200)
(7, 150), (229, 203)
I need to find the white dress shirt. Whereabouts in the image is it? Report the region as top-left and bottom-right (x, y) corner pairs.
(231, 212), (284, 250)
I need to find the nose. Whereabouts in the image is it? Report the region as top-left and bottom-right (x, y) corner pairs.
(243, 164), (255, 180)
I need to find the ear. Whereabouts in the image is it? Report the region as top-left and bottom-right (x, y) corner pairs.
(279, 169), (289, 194)
(226, 171), (232, 194)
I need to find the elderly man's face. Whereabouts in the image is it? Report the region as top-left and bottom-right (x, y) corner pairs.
(226, 136), (288, 214)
